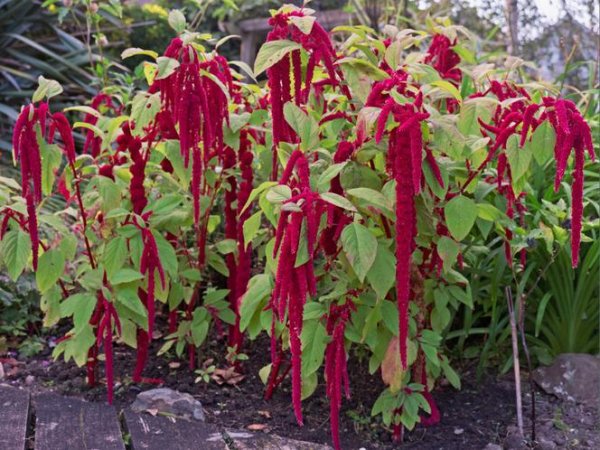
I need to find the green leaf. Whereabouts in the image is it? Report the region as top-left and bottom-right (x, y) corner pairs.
(36, 249), (65, 293)
(458, 97), (494, 137)
(1, 229), (32, 281)
(153, 232), (178, 277)
(283, 102), (319, 150)
(168, 9), (187, 33)
(341, 223), (378, 282)
(437, 236), (459, 273)
(242, 181), (278, 214)
(320, 192), (357, 212)
(240, 274), (273, 331)
(531, 121), (556, 165)
(254, 40), (302, 76)
(506, 134), (532, 185)
(289, 15), (315, 34)
(367, 245), (396, 299)
(155, 57), (180, 80)
(60, 293), (96, 333)
(32, 76), (63, 103)
(121, 47), (159, 60)
(445, 195), (477, 241)
(347, 187), (394, 215)
(429, 80), (461, 101)
(111, 268), (144, 284)
(265, 185), (292, 204)
(316, 162), (348, 192)
(441, 357), (461, 389)
(300, 371), (318, 401)
(301, 320), (328, 376)
(130, 92), (161, 136)
(39, 141), (61, 196)
(103, 236), (127, 279)
(243, 211), (262, 249)
(96, 176), (121, 213)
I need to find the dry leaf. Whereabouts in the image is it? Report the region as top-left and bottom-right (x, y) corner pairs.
(146, 408), (159, 416)
(381, 337), (404, 393)
(168, 362), (181, 369)
(211, 367), (245, 385)
(257, 410), (272, 419)
(247, 423), (268, 431)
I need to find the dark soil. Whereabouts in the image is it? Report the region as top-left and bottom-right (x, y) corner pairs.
(2, 326), (599, 450)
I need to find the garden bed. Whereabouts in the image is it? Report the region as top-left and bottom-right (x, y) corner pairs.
(3, 332), (598, 449)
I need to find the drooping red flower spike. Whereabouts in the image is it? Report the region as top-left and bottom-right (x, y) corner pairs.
(83, 93), (117, 157)
(369, 84), (429, 369)
(265, 8), (350, 179)
(224, 130), (255, 351)
(541, 97), (595, 267)
(425, 34), (462, 84)
(270, 150), (327, 426)
(95, 287), (121, 404)
(12, 103), (46, 269)
(150, 38), (230, 225)
(325, 298), (356, 450)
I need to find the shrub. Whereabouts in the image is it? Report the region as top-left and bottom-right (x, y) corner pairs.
(1, 5), (596, 449)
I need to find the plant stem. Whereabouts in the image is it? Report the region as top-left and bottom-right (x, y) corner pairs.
(506, 286), (524, 436)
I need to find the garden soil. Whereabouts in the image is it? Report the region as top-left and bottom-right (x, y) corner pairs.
(3, 329), (598, 449)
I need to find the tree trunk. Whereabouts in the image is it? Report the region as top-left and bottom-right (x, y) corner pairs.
(505, 0), (519, 55)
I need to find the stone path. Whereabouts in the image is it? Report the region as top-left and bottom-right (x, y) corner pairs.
(0, 385), (331, 450)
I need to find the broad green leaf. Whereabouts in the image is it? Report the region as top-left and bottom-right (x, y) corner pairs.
(347, 187), (394, 215)
(39, 141), (62, 196)
(155, 57), (180, 80)
(437, 236), (459, 273)
(111, 268), (144, 284)
(316, 162), (347, 192)
(32, 76), (63, 102)
(531, 121), (556, 165)
(301, 320), (328, 376)
(458, 97), (494, 137)
(254, 40), (302, 76)
(121, 47), (159, 60)
(477, 203), (506, 222)
(301, 371), (318, 400)
(240, 274), (273, 331)
(103, 236), (127, 278)
(506, 135), (532, 185)
(97, 176), (121, 213)
(445, 195), (477, 241)
(0, 229), (31, 281)
(283, 102), (319, 150)
(36, 249), (65, 293)
(41, 285), (61, 327)
(168, 9), (186, 33)
(430, 80), (462, 101)
(320, 192), (357, 212)
(243, 211), (262, 249)
(289, 15), (315, 34)
(341, 223), (378, 282)
(60, 293), (96, 333)
(367, 245), (396, 299)
(130, 92), (161, 136)
(153, 232), (178, 277)
(241, 181), (278, 214)
(265, 185), (292, 204)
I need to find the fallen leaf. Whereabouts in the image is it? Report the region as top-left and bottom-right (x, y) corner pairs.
(257, 410), (272, 419)
(168, 362), (181, 369)
(211, 367), (245, 385)
(247, 423), (268, 431)
(146, 408), (159, 416)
